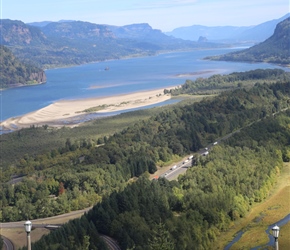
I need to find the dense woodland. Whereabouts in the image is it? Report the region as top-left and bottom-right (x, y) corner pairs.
(0, 69), (289, 249)
(25, 110), (290, 250)
(0, 45), (45, 88)
(167, 68), (289, 95)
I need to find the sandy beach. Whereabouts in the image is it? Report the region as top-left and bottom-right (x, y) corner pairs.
(0, 88), (173, 131)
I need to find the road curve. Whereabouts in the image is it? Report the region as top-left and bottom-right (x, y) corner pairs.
(100, 235), (121, 250)
(1, 235), (14, 250)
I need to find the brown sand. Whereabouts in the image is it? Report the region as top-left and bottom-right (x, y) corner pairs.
(0, 88), (173, 131)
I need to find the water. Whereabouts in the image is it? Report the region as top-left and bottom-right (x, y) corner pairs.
(0, 48), (288, 122)
(224, 214), (290, 249)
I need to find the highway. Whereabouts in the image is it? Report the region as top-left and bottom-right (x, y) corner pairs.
(159, 144), (214, 181)
(161, 128), (243, 181)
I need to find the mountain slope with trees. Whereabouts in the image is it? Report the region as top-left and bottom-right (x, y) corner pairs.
(206, 17), (290, 65)
(0, 45), (46, 88)
(28, 108), (290, 250)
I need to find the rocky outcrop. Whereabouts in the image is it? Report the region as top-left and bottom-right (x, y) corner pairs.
(29, 71), (47, 83)
(198, 36), (208, 42)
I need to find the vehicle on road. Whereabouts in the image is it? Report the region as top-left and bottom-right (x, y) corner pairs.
(170, 165), (177, 170)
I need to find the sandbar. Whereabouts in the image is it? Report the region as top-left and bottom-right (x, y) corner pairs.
(0, 88), (175, 131)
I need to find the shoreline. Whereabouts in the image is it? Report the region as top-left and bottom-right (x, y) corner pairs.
(0, 88), (176, 131)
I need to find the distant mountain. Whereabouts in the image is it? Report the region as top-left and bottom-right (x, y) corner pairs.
(107, 23), (215, 49)
(108, 23), (176, 42)
(206, 17), (290, 65)
(27, 21), (52, 27)
(231, 13), (290, 42)
(165, 13), (290, 43)
(0, 19), (48, 46)
(165, 25), (251, 42)
(27, 20), (76, 27)
(0, 19), (224, 68)
(41, 21), (115, 40)
(0, 45), (46, 89)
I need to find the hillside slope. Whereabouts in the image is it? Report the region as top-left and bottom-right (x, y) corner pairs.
(206, 17), (290, 65)
(0, 45), (46, 88)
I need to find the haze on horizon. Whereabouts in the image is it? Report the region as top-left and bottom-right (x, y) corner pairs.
(1, 0), (289, 31)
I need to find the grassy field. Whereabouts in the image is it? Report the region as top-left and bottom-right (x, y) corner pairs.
(216, 163), (290, 249)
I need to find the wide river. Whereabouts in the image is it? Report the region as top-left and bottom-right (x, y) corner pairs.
(0, 48), (288, 122)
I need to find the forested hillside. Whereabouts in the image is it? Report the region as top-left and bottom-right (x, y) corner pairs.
(27, 109), (290, 250)
(1, 70), (289, 223)
(0, 45), (46, 88)
(168, 68), (289, 95)
(206, 17), (290, 65)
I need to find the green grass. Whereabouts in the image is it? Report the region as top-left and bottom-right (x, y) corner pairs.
(216, 163), (290, 249)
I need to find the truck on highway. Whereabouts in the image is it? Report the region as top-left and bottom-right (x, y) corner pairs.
(188, 155), (194, 160)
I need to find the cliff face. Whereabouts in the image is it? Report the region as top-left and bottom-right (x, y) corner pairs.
(41, 21), (116, 40)
(29, 71), (47, 83)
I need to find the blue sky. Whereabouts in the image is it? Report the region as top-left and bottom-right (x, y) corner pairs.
(1, 0), (289, 31)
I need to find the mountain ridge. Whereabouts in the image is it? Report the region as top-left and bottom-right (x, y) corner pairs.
(165, 13), (290, 43)
(0, 19), (223, 68)
(205, 17), (290, 65)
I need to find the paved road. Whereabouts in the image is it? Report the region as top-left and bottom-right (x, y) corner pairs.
(100, 235), (121, 250)
(162, 129), (243, 181)
(1, 206), (121, 250)
(1, 235), (14, 250)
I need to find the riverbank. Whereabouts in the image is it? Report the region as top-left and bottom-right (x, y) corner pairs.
(217, 163), (290, 249)
(0, 88), (173, 131)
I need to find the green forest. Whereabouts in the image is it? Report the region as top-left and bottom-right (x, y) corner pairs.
(24, 105), (290, 249)
(0, 45), (45, 88)
(0, 69), (289, 249)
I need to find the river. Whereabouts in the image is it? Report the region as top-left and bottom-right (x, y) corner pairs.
(0, 47), (288, 122)
(224, 214), (290, 249)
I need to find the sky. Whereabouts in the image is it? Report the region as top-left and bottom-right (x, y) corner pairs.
(1, 0), (289, 31)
